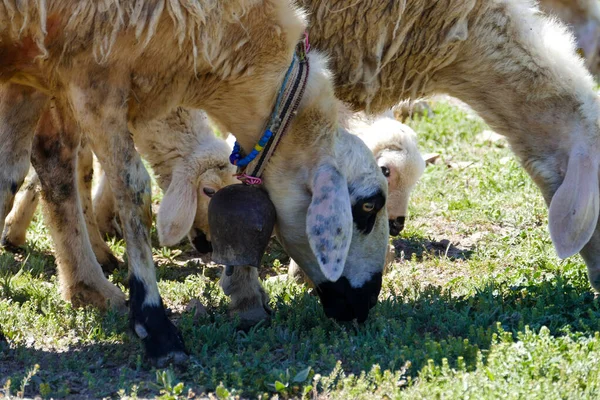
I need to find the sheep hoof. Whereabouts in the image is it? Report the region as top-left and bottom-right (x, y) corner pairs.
(0, 235), (24, 254)
(69, 281), (126, 312)
(99, 253), (121, 274)
(135, 313), (188, 367)
(129, 277), (188, 365)
(154, 351), (189, 368)
(235, 305), (271, 332)
(230, 286), (272, 332)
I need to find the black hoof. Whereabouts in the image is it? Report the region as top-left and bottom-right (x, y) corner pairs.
(235, 306), (272, 332)
(0, 237), (24, 254)
(129, 277), (188, 364)
(100, 253), (121, 274)
(155, 351), (189, 368)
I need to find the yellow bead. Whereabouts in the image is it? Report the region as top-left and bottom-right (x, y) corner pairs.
(254, 144), (264, 151)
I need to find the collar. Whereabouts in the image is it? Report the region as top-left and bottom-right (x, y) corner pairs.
(230, 32), (311, 185)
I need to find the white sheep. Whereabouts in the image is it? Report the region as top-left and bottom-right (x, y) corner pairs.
(344, 110), (426, 236)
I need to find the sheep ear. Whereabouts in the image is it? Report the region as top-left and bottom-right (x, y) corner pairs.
(306, 163), (353, 282)
(157, 172), (198, 247)
(549, 146), (600, 259)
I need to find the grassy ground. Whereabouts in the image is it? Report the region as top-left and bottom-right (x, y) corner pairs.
(2, 100), (600, 399)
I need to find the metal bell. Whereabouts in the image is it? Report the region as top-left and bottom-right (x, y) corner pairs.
(208, 184), (277, 270)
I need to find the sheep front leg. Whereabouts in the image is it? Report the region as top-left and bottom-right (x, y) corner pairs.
(1, 168), (40, 251)
(77, 139), (120, 273)
(69, 82), (187, 365)
(220, 266), (271, 331)
(30, 99), (125, 309)
(0, 84), (46, 244)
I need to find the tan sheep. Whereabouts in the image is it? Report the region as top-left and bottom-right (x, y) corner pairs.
(301, 0), (600, 294)
(0, 0), (390, 364)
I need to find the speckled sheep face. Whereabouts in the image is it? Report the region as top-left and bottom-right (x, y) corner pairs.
(267, 132), (388, 323)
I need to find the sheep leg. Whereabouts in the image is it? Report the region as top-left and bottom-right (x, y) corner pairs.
(3, 140), (120, 273)
(1, 168), (40, 250)
(287, 259), (312, 286)
(68, 79), (187, 365)
(220, 266), (271, 331)
(93, 169), (121, 239)
(77, 139), (120, 273)
(0, 84), (46, 246)
(30, 98), (126, 310)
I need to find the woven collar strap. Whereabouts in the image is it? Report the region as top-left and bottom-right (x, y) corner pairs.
(239, 40), (310, 183)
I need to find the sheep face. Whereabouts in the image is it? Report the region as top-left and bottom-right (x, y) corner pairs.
(354, 118), (425, 237)
(266, 131), (388, 323)
(187, 164), (238, 254)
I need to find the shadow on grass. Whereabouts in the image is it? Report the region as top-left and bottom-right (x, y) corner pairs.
(258, 273), (600, 384)
(392, 234), (473, 261)
(2, 249), (598, 397)
(0, 341), (153, 399)
(0, 246), (57, 279)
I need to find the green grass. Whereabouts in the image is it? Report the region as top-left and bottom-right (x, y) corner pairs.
(2, 100), (600, 399)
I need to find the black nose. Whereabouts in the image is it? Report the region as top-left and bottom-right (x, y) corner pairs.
(316, 272), (382, 323)
(191, 229), (213, 254)
(388, 216), (405, 236)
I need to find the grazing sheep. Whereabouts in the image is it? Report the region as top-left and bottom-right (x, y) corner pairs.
(344, 111), (425, 236)
(289, 110), (423, 285)
(538, 0), (600, 74)
(300, 0), (600, 293)
(2, 107), (237, 260)
(0, 0), (389, 363)
(93, 108), (238, 254)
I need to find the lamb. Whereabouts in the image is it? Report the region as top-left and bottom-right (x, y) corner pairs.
(298, 0), (600, 294)
(537, 0), (600, 74)
(344, 111), (425, 236)
(1, 107), (237, 260)
(0, 0), (389, 364)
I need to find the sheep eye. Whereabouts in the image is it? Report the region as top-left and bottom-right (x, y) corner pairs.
(203, 188), (216, 197)
(352, 191), (386, 234)
(380, 166), (390, 177)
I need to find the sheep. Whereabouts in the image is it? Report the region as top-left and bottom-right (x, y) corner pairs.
(0, 0), (389, 364)
(537, 0), (600, 74)
(1, 107), (237, 262)
(343, 111), (426, 236)
(298, 0), (600, 294)
(288, 109), (424, 286)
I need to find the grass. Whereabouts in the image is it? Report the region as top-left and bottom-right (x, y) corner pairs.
(2, 99), (600, 399)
